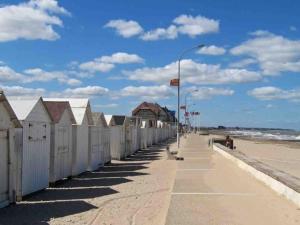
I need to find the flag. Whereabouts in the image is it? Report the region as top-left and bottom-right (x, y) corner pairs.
(170, 78), (179, 86)
(180, 105), (186, 110)
(185, 112), (189, 117)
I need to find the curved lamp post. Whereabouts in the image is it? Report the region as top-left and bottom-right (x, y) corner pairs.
(177, 44), (205, 149)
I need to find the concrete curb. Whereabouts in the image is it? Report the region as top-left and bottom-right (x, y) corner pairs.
(213, 143), (300, 207)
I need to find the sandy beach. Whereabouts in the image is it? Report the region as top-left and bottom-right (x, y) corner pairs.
(211, 132), (300, 192)
(0, 140), (177, 225)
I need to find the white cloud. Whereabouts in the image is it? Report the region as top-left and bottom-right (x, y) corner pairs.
(95, 103), (118, 108)
(105, 14), (219, 41)
(229, 58), (257, 68)
(140, 25), (178, 41)
(0, 85), (45, 97)
(0, 0), (69, 42)
(61, 86), (109, 98)
(231, 31), (300, 75)
(104, 19), (143, 38)
(0, 66), (26, 82)
(99, 52), (144, 64)
(173, 14), (219, 37)
(23, 68), (82, 86)
(119, 85), (175, 100)
(123, 59), (261, 85)
(266, 104), (274, 108)
(79, 61), (114, 73)
(248, 86), (300, 101)
(197, 45), (226, 55)
(187, 87), (234, 99)
(79, 52), (144, 73)
(290, 26), (297, 31)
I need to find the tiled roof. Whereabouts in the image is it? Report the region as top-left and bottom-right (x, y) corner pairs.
(132, 102), (162, 116)
(44, 101), (76, 124)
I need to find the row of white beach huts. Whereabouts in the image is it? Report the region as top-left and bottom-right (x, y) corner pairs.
(0, 91), (176, 208)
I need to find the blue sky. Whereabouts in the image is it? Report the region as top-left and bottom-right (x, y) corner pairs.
(0, 0), (300, 130)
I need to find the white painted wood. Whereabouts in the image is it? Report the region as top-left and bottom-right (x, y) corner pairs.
(49, 110), (73, 183)
(72, 113), (89, 176)
(10, 98), (51, 197)
(110, 126), (125, 160)
(88, 126), (104, 171)
(0, 129), (9, 207)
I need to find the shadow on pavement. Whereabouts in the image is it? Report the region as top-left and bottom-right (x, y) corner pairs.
(25, 187), (118, 202)
(0, 138), (176, 224)
(0, 200), (97, 225)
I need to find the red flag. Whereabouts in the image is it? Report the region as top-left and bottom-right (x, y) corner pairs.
(180, 105), (186, 110)
(170, 78), (179, 86)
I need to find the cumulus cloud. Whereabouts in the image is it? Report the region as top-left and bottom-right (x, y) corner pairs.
(230, 31), (300, 75)
(140, 25), (178, 41)
(0, 0), (70, 42)
(105, 14), (219, 41)
(61, 86), (109, 98)
(0, 66), (27, 82)
(79, 52), (144, 73)
(229, 58), (257, 68)
(197, 45), (226, 55)
(186, 87), (234, 99)
(0, 85), (45, 97)
(104, 19), (143, 38)
(123, 59), (261, 85)
(79, 62), (114, 73)
(95, 103), (118, 108)
(0, 65), (81, 86)
(23, 68), (82, 86)
(99, 52), (144, 64)
(119, 85), (175, 100)
(173, 14), (219, 37)
(248, 86), (300, 102)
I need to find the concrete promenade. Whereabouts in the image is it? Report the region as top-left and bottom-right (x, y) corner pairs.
(165, 134), (300, 225)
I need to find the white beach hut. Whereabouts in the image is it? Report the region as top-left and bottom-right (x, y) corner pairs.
(44, 101), (76, 183)
(9, 97), (52, 198)
(141, 120), (149, 149)
(105, 115), (127, 160)
(128, 117), (141, 154)
(44, 98), (93, 176)
(0, 91), (22, 208)
(88, 112), (111, 171)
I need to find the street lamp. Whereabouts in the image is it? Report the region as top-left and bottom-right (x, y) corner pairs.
(177, 44), (205, 149)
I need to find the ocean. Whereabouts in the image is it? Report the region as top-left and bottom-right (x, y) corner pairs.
(224, 129), (300, 141)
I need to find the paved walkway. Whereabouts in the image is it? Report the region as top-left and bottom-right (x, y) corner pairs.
(165, 134), (300, 225)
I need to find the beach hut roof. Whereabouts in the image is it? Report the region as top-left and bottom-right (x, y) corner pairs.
(44, 101), (76, 124)
(44, 98), (93, 125)
(104, 115), (126, 126)
(113, 115), (126, 126)
(104, 115), (113, 126)
(92, 112), (108, 127)
(8, 97), (41, 121)
(0, 91), (22, 128)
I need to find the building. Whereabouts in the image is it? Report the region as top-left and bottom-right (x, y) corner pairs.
(132, 102), (176, 124)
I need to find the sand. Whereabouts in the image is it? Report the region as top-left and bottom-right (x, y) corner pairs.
(0, 140), (177, 225)
(233, 138), (300, 181)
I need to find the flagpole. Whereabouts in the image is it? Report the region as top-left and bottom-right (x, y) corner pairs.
(176, 44), (205, 149)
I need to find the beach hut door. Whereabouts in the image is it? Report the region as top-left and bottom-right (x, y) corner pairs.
(58, 127), (70, 178)
(0, 130), (9, 206)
